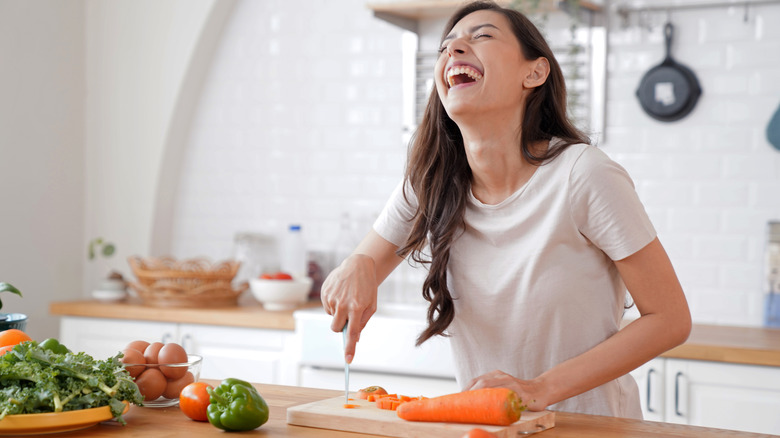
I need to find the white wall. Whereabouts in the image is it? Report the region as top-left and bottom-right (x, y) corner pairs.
(604, 3), (780, 325)
(83, 0), (229, 287)
(166, 0), (421, 302)
(170, 0), (780, 325)
(1, 0), (231, 340)
(0, 0), (85, 341)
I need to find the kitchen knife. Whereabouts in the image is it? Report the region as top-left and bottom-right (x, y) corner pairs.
(342, 322), (349, 404)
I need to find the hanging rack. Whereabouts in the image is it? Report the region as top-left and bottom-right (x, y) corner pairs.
(616, 0), (780, 27)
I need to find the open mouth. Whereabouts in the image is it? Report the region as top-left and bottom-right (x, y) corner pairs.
(446, 65), (483, 88)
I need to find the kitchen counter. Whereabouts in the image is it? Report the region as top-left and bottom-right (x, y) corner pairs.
(38, 382), (766, 437)
(49, 298), (320, 331)
(662, 322), (780, 367)
(50, 300), (780, 367)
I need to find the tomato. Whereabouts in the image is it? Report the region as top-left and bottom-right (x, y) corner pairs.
(179, 381), (212, 421)
(0, 329), (32, 348)
(272, 272), (293, 280)
(356, 385), (388, 400)
(259, 273), (274, 279)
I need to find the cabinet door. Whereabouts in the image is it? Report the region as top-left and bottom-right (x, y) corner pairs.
(179, 323), (295, 385)
(629, 357), (665, 422)
(298, 366), (460, 397)
(59, 317), (177, 359)
(665, 358), (780, 435)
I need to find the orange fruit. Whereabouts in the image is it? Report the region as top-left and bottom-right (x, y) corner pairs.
(0, 329), (33, 348)
(0, 345), (15, 356)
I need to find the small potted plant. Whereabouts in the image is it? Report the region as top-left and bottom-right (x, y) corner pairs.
(0, 282), (27, 331)
(88, 237), (127, 301)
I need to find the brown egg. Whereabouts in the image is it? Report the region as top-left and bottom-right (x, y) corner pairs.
(120, 348), (146, 377)
(144, 342), (164, 364)
(134, 368), (167, 401)
(158, 343), (189, 380)
(162, 371), (195, 399)
(126, 340), (150, 353)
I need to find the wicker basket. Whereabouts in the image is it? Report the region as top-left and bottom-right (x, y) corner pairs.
(127, 256), (248, 308)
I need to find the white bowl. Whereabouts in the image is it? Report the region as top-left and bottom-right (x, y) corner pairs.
(92, 288), (128, 302)
(249, 276), (313, 310)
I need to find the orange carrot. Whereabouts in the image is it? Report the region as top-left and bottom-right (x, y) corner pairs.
(463, 428), (499, 438)
(357, 385), (388, 400)
(377, 397), (402, 410)
(396, 388), (525, 426)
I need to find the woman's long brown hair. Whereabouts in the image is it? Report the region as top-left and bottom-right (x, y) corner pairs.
(397, 0), (590, 346)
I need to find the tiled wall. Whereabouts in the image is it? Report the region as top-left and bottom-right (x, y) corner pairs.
(170, 0), (426, 303)
(171, 0), (780, 324)
(604, 3), (780, 326)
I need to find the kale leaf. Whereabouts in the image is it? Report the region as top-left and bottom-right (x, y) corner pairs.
(0, 341), (143, 424)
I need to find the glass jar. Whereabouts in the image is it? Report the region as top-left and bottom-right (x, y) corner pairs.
(764, 221), (780, 327)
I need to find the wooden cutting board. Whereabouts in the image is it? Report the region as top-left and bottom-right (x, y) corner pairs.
(287, 396), (555, 437)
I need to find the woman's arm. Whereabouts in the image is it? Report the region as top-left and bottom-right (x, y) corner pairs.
(321, 229), (404, 363)
(465, 237), (691, 411)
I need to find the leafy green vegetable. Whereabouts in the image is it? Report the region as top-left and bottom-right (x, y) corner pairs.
(0, 282), (23, 311)
(0, 341), (143, 424)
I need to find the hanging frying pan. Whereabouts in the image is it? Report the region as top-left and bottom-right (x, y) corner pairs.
(636, 22), (702, 122)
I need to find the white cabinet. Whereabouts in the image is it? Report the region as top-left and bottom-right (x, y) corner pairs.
(58, 317), (295, 385)
(630, 357), (780, 435)
(179, 323), (296, 385)
(630, 357), (665, 422)
(60, 317), (176, 359)
(664, 358), (780, 435)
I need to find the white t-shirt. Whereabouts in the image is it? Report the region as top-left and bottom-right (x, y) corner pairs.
(373, 141), (656, 418)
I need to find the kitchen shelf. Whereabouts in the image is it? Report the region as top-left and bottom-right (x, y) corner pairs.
(367, 0), (603, 22)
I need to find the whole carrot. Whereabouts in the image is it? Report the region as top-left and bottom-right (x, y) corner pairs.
(396, 388), (525, 426)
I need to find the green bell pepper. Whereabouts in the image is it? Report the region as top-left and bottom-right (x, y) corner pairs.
(206, 378), (269, 431)
(39, 338), (71, 355)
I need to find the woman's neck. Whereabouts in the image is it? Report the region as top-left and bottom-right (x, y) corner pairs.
(460, 125), (542, 205)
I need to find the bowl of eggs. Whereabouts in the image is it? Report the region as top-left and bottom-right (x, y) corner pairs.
(120, 340), (202, 407)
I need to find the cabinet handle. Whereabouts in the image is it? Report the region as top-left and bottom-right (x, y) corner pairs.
(161, 332), (173, 344)
(646, 368), (656, 413)
(674, 371), (684, 417)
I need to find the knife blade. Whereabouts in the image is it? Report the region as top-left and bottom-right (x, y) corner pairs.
(342, 322), (349, 404)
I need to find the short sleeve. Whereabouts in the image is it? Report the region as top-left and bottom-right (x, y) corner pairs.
(373, 180), (417, 248)
(569, 147), (656, 261)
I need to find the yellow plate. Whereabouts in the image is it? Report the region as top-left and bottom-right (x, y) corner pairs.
(0, 401), (129, 436)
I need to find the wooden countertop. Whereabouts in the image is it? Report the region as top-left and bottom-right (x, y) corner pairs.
(49, 297), (320, 331)
(38, 383), (764, 437)
(662, 323), (780, 367)
(50, 300), (780, 367)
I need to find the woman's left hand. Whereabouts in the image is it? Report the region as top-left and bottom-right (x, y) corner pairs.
(463, 370), (549, 412)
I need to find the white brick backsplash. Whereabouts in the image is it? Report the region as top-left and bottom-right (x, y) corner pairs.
(695, 182), (751, 207)
(694, 236), (749, 261)
(167, 0), (780, 326)
(675, 262), (719, 288)
(668, 208), (721, 234)
(642, 181), (695, 206)
(720, 263), (763, 290)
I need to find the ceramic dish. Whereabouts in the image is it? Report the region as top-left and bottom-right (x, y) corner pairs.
(0, 402), (129, 436)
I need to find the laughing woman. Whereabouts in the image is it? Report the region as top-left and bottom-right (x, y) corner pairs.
(321, 0), (691, 418)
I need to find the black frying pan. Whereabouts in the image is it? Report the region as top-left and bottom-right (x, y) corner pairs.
(636, 22), (702, 122)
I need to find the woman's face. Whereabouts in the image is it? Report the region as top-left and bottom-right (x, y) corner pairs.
(434, 10), (534, 122)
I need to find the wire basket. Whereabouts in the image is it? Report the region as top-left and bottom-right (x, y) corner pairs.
(127, 256), (248, 308)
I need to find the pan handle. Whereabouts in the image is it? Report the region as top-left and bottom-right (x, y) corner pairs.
(664, 22), (674, 59)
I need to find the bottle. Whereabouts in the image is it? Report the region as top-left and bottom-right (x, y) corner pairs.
(280, 224), (307, 278)
(765, 221), (780, 327)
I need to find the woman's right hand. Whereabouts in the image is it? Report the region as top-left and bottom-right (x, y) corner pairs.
(321, 254), (379, 364)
